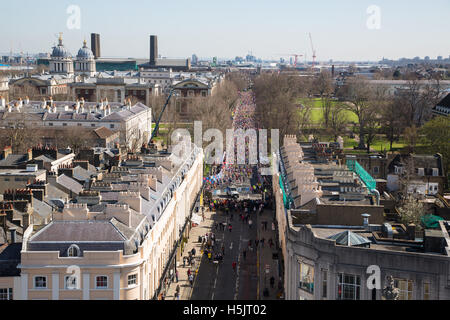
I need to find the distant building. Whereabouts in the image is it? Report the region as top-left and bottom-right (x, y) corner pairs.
(90, 33), (101, 59)
(191, 54), (198, 66)
(433, 93), (450, 117)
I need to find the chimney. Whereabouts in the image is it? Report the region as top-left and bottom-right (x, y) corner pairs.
(9, 228), (17, 244)
(362, 213), (370, 229)
(2, 146), (12, 160)
(150, 35), (158, 66)
(407, 223), (416, 240)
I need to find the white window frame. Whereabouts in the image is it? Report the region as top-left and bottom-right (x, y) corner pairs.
(127, 274), (137, 287)
(432, 168), (439, 176)
(95, 276), (108, 289)
(0, 288), (13, 300)
(34, 276), (47, 289)
(337, 273), (360, 300)
(67, 244), (80, 257)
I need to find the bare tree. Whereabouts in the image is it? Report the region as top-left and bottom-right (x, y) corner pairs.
(338, 76), (376, 149)
(328, 103), (347, 142)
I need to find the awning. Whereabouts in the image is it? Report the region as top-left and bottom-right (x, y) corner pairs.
(191, 213), (202, 225)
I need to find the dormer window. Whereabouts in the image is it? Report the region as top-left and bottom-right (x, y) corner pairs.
(67, 244), (80, 257)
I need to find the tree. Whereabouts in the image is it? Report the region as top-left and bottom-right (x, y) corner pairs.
(421, 116), (450, 180)
(404, 126), (418, 153)
(253, 73), (299, 138)
(328, 103), (347, 142)
(397, 195), (425, 229)
(338, 76), (377, 149)
(380, 99), (404, 150)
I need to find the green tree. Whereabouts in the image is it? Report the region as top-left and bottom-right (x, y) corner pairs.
(421, 116), (450, 181)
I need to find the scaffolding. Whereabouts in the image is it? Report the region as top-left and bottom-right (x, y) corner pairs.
(346, 159), (376, 191)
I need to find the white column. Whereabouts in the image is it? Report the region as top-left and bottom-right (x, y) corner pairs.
(13, 276), (22, 300)
(20, 273), (28, 300)
(83, 273), (90, 300)
(52, 273), (59, 300)
(113, 272), (120, 300)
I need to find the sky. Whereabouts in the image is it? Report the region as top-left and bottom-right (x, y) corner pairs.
(1, 0), (449, 62)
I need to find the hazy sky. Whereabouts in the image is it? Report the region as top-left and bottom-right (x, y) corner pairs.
(1, 0), (449, 61)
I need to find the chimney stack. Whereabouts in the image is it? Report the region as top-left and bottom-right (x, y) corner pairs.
(362, 213), (370, 229)
(9, 228), (17, 244)
(91, 33), (101, 59)
(150, 35), (158, 66)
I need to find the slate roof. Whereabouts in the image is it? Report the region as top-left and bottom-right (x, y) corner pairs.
(56, 174), (83, 194)
(0, 243), (22, 277)
(29, 220), (127, 242)
(94, 126), (117, 139)
(0, 154), (28, 168)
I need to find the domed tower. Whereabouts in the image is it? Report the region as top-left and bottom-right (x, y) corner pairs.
(75, 40), (96, 77)
(49, 33), (74, 75)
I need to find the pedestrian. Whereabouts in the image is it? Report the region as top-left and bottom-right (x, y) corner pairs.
(228, 224), (232, 232)
(270, 276), (275, 289)
(248, 219), (252, 229)
(187, 268), (191, 277)
(232, 261), (237, 273)
(243, 249), (246, 260)
(192, 248), (196, 256)
(255, 238), (259, 247)
(182, 256), (186, 267)
(261, 237), (265, 247)
(175, 270), (179, 283)
(269, 238), (273, 248)
(221, 244), (225, 256)
(208, 252), (212, 261)
(189, 274), (194, 286)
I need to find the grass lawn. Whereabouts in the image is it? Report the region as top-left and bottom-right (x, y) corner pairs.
(298, 98), (359, 124)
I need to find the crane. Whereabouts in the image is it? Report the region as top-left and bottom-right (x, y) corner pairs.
(308, 33), (316, 69)
(276, 53), (304, 67)
(147, 89), (176, 152)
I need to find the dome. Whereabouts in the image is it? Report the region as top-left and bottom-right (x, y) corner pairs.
(77, 40), (94, 59)
(51, 34), (71, 59)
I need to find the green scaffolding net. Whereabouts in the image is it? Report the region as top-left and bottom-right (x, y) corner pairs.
(346, 159), (376, 191)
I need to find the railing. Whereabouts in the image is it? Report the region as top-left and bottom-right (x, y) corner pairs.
(346, 159), (376, 191)
(278, 150), (294, 209)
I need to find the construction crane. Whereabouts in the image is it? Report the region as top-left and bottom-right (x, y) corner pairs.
(147, 89), (176, 152)
(276, 53), (304, 67)
(308, 33), (316, 69)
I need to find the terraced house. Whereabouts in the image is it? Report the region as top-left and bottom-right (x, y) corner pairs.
(10, 141), (203, 300)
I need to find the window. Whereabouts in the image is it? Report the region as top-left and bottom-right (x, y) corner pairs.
(62, 123), (67, 126)
(96, 276), (108, 289)
(337, 273), (360, 300)
(321, 269), (328, 299)
(299, 262), (314, 294)
(373, 166), (379, 174)
(432, 168), (438, 176)
(423, 282), (430, 300)
(77, 123), (82, 126)
(394, 278), (413, 300)
(34, 276), (47, 289)
(110, 124), (115, 129)
(128, 274), (137, 286)
(48, 123), (53, 126)
(91, 124), (95, 127)
(0, 288), (13, 300)
(202, 91), (207, 97)
(67, 244), (80, 257)
(417, 168), (424, 176)
(65, 275), (78, 289)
